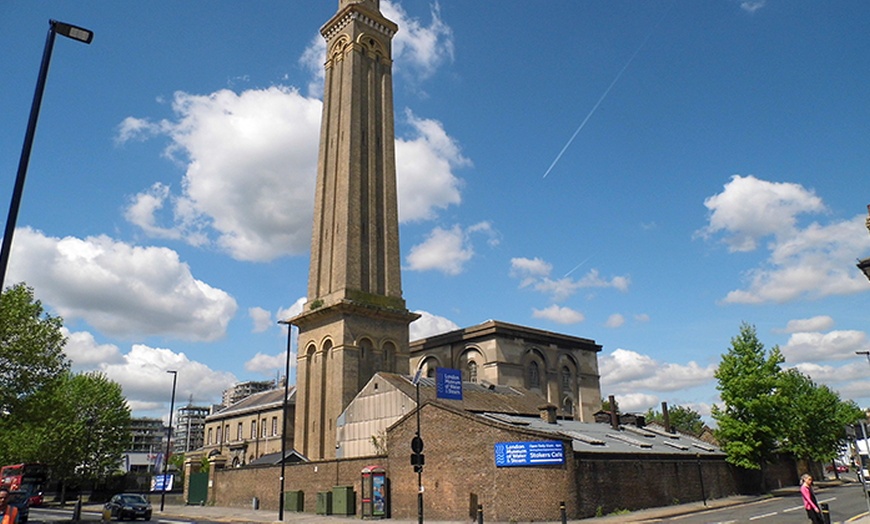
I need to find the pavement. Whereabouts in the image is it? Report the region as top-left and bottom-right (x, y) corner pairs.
(76, 479), (870, 524)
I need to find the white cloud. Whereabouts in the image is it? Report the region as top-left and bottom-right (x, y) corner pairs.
(120, 92), (468, 264)
(62, 328), (124, 370)
(698, 175), (825, 253)
(249, 307), (272, 333)
(99, 344), (237, 408)
(739, 1), (766, 13)
(781, 330), (870, 363)
(604, 314), (625, 328)
(245, 352), (288, 375)
(722, 216), (870, 303)
(396, 111), (467, 222)
(8, 228), (237, 341)
(610, 393), (660, 414)
(777, 316), (835, 334)
(410, 310), (460, 341)
(300, 1), (454, 97)
(634, 313), (651, 323)
(406, 222), (494, 275)
(119, 87), (321, 262)
(382, 0), (454, 81)
(599, 348), (716, 394)
(699, 175), (870, 304)
(532, 305), (585, 325)
(510, 257), (630, 302)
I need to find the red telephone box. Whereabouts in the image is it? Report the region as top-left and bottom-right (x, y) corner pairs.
(361, 465), (387, 519)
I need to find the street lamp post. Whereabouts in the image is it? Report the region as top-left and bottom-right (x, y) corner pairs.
(276, 320), (293, 521)
(161, 370), (178, 512)
(0, 19), (93, 292)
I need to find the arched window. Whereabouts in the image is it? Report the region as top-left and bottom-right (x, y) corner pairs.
(528, 361), (540, 389)
(563, 397), (574, 415)
(383, 341), (396, 372)
(561, 366), (572, 390)
(466, 360), (478, 383)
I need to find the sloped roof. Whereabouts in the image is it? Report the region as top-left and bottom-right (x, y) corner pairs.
(206, 387), (296, 421)
(477, 411), (724, 457)
(374, 372), (565, 418)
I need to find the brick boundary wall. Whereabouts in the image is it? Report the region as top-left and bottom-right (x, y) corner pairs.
(212, 456), (385, 513)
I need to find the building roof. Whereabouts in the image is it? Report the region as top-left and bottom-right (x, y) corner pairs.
(373, 372), (568, 418)
(409, 318), (602, 353)
(206, 387), (295, 421)
(475, 411), (724, 457)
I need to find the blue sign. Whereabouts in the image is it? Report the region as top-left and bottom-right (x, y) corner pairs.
(151, 474), (174, 492)
(494, 441), (565, 467)
(436, 367), (463, 400)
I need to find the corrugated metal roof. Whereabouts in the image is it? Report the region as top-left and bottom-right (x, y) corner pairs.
(478, 412), (725, 457)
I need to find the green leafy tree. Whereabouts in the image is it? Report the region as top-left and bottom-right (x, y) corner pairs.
(645, 405), (704, 435)
(712, 323), (784, 470)
(0, 283), (69, 416)
(11, 371), (131, 500)
(777, 368), (864, 464)
(601, 397), (619, 412)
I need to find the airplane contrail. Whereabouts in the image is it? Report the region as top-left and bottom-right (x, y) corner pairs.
(542, 5), (672, 179)
(564, 253), (595, 278)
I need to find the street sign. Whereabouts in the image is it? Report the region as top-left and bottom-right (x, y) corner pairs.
(494, 441), (565, 467)
(436, 367), (462, 400)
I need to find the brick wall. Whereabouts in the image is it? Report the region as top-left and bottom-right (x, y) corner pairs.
(212, 456), (382, 513)
(387, 403), (575, 522)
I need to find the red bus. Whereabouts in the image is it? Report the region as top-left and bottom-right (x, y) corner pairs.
(0, 463), (47, 506)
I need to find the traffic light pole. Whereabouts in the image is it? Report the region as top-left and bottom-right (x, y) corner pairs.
(416, 379), (423, 524)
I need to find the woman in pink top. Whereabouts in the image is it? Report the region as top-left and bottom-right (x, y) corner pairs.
(800, 473), (824, 524)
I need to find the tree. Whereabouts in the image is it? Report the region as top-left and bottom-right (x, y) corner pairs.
(601, 397), (619, 412)
(712, 323), (784, 470)
(645, 405), (704, 435)
(0, 283), (69, 415)
(9, 371), (131, 500)
(777, 368), (864, 464)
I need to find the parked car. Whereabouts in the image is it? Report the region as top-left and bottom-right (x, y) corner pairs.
(104, 493), (152, 521)
(8, 489), (30, 524)
(826, 464), (849, 473)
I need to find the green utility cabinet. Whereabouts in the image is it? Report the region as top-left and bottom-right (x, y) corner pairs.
(331, 486), (355, 516)
(315, 491), (332, 515)
(284, 490), (304, 512)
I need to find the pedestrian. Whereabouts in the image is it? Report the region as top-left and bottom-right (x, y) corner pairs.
(800, 473), (824, 524)
(0, 487), (19, 524)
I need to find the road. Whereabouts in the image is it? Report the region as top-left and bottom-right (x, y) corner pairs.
(28, 507), (205, 524)
(657, 482), (869, 523)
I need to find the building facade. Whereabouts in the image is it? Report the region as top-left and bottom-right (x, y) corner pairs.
(201, 388), (295, 467)
(410, 320), (603, 421)
(123, 417), (165, 473)
(288, 0), (418, 461)
(173, 405), (210, 454)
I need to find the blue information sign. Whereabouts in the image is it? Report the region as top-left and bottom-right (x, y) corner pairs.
(436, 367), (463, 400)
(494, 441), (565, 467)
(151, 474), (174, 492)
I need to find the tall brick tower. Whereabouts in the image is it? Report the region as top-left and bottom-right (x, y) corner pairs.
(290, 0), (418, 460)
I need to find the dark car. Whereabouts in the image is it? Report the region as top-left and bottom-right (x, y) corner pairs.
(104, 493), (152, 521)
(8, 489), (30, 524)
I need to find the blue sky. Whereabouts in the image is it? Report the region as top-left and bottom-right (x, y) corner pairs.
(2, 0), (870, 422)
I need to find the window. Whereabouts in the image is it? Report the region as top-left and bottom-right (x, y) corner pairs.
(216, 426), (222, 444)
(272, 416), (278, 436)
(262, 418), (267, 438)
(466, 360), (478, 383)
(528, 361), (540, 389)
(561, 366), (572, 390)
(251, 420), (256, 439)
(563, 397), (574, 415)
(207, 427), (213, 445)
(224, 424), (229, 443)
(237, 422), (243, 441)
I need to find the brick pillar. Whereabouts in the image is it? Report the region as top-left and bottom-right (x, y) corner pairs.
(207, 455), (227, 505)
